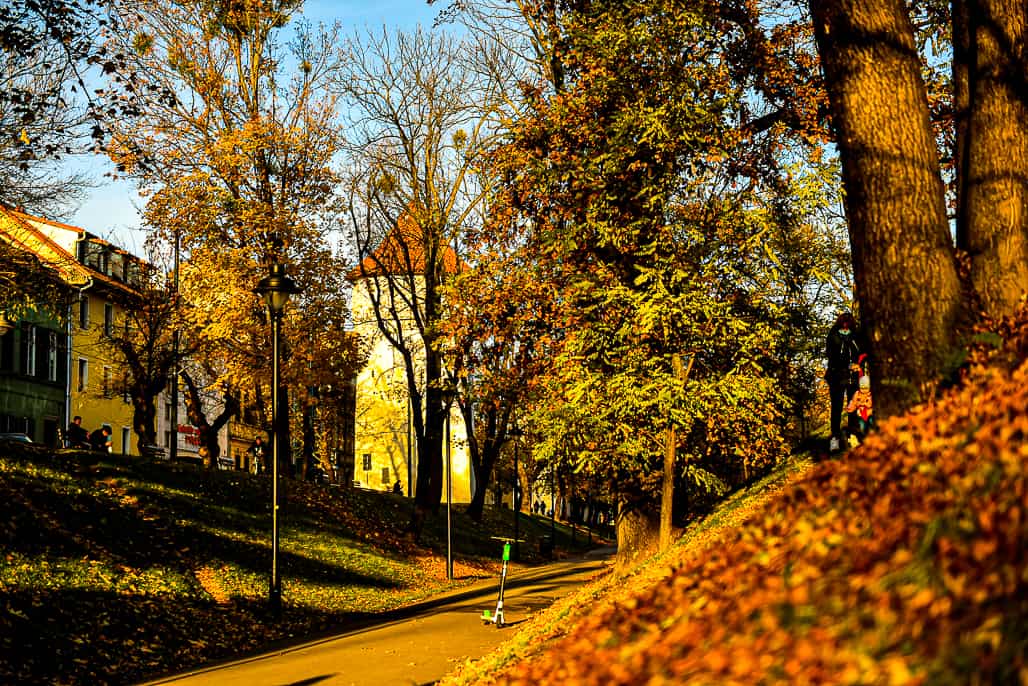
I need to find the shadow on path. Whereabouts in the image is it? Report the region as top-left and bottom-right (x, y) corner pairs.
(142, 549), (614, 685)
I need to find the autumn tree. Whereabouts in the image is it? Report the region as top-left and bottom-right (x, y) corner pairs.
(179, 366), (238, 467)
(99, 258), (191, 453)
(443, 245), (557, 521)
(105, 0), (358, 470)
(335, 27), (496, 521)
(0, 0), (166, 213)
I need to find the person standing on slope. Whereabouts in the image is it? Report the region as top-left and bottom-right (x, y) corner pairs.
(825, 311), (863, 452)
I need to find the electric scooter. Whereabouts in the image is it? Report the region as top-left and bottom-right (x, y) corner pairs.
(481, 536), (524, 627)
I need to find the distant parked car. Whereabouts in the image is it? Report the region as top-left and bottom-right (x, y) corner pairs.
(0, 432), (36, 445)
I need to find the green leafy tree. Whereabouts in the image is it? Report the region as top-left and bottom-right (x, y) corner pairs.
(462, 0), (818, 565)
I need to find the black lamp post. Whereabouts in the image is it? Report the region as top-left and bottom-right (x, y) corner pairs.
(254, 260), (299, 615)
(440, 384), (456, 580)
(507, 425), (525, 561)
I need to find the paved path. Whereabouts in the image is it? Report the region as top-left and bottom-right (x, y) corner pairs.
(140, 550), (613, 686)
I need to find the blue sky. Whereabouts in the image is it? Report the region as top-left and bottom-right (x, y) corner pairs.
(67, 0), (448, 254)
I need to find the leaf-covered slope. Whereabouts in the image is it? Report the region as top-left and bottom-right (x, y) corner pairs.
(455, 306), (1028, 685)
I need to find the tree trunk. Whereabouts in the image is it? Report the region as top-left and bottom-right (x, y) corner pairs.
(809, 0), (964, 416)
(302, 393), (316, 481)
(660, 354), (687, 551)
(616, 493), (660, 572)
(464, 402), (508, 523)
(131, 386), (158, 452)
(955, 0), (1028, 318)
(418, 348), (445, 513)
(180, 370), (238, 468)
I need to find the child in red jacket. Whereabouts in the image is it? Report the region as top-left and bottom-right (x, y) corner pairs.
(846, 374), (874, 445)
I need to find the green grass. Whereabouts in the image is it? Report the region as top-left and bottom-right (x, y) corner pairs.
(0, 446), (609, 685)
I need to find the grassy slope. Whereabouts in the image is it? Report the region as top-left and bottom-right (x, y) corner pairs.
(442, 312), (1028, 685)
(0, 451), (607, 685)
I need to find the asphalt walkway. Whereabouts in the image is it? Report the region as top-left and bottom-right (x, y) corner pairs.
(140, 548), (614, 686)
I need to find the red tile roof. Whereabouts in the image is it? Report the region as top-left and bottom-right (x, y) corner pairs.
(346, 211), (463, 281)
(0, 205), (140, 294)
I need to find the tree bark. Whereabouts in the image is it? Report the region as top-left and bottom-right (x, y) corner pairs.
(616, 493), (660, 571)
(180, 370), (238, 468)
(660, 353), (687, 551)
(808, 0), (964, 416)
(131, 385), (159, 452)
(954, 0), (1028, 318)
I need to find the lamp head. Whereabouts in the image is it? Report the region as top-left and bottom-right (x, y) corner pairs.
(254, 262), (300, 315)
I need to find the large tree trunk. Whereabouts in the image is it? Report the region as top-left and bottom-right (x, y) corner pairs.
(180, 370), (238, 468)
(616, 493), (660, 572)
(410, 357), (445, 534)
(809, 0), (964, 416)
(954, 0), (1028, 318)
(464, 402), (510, 522)
(660, 354), (687, 551)
(131, 386), (158, 452)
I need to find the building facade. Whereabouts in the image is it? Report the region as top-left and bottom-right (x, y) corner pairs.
(347, 218), (473, 500)
(0, 307), (69, 446)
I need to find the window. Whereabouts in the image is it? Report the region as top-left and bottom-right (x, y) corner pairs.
(79, 294), (89, 329)
(381, 467), (390, 484)
(77, 358), (88, 392)
(47, 332), (58, 382)
(103, 366), (112, 398)
(24, 325), (36, 376)
(121, 428), (130, 454)
(362, 453), (372, 471)
(103, 303), (113, 337)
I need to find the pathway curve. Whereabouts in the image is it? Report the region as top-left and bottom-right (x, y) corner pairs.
(139, 549), (614, 686)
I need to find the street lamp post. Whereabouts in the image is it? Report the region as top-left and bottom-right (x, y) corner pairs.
(254, 260), (299, 616)
(441, 384), (456, 581)
(507, 426), (525, 561)
(446, 406), (453, 580)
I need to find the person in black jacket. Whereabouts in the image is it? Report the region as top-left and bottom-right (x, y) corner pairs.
(88, 425), (112, 452)
(825, 311), (863, 451)
(66, 415), (89, 449)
